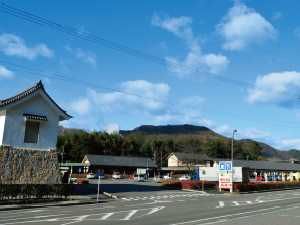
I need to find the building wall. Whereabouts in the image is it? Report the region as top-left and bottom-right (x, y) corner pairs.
(0, 110), (5, 145)
(2, 94), (60, 150)
(0, 145), (61, 184)
(168, 155), (178, 167)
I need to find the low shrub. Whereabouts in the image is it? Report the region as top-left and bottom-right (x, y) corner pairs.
(234, 181), (300, 192)
(0, 184), (75, 200)
(161, 180), (216, 189)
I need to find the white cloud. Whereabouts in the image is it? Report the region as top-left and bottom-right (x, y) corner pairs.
(278, 139), (300, 150)
(65, 45), (97, 67)
(105, 123), (120, 134)
(0, 33), (54, 60)
(246, 71), (300, 106)
(271, 12), (282, 20)
(70, 98), (92, 115)
(69, 80), (170, 116)
(0, 65), (14, 79)
(60, 117), (104, 132)
(154, 95), (211, 126)
(294, 27), (300, 38)
(216, 3), (277, 51)
(151, 14), (229, 77)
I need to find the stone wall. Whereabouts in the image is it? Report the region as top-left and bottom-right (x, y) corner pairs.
(0, 145), (61, 184)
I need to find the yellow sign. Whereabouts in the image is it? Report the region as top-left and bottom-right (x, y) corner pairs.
(282, 173), (285, 182)
(290, 172), (293, 182)
(297, 172), (299, 182)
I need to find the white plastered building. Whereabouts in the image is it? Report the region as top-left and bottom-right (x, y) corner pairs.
(0, 81), (72, 150)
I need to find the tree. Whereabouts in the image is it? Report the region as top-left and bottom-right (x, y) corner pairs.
(177, 141), (207, 180)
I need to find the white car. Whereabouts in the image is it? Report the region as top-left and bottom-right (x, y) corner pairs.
(112, 172), (121, 179)
(133, 174), (145, 182)
(86, 173), (95, 179)
(163, 173), (173, 180)
(179, 174), (191, 181)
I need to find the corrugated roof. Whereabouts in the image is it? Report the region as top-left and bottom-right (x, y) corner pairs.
(212, 158), (300, 172)
(85, 154), (158, 168)
(169, 152), (212, 161)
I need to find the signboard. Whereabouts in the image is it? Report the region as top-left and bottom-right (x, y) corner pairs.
(96, 169), (103, 177)
(137, 168), (146, 174)
(297, 172), (300, 182)
(219, 161), (232, 171)
(219, 162), (232, 190)
(79, 167), (82, 173)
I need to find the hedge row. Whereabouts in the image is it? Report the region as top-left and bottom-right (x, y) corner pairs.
(161, 180), (216, 189)
(0, 184), (74, 200)
(234, 181), (300, 192)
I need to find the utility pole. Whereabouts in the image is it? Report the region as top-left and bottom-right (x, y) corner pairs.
(161, 151), (162, 168)
(231, 130), (237, 193)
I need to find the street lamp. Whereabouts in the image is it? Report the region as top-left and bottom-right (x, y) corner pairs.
(231, 129), (237, 193)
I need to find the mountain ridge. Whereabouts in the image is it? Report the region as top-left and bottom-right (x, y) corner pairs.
(120, 124), (300, 160)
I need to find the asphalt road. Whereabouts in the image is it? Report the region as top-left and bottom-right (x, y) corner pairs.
(1, 179), (300, 225)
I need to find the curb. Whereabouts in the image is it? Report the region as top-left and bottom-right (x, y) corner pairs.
(81, 184), (119, 199)
(0, 198), (104, 211)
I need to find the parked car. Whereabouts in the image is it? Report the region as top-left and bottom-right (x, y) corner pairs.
(179, 174), (191, 181)
(112, 172), (121, 179)
(133, 174), (145, 182)
(255, 175), (265, 181)
(86, 173), (95, 179)
(130, 173), (135, 179)
(154, 175), (164, 183)
(164, 173), (173, 180)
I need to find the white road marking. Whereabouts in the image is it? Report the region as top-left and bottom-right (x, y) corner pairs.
(100, 213), (114, 220)
(171, 206), (297, 225)
(122, 210), (138, 220)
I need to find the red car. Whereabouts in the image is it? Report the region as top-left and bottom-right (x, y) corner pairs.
(130, 174), (135, 179)
(255, 175), (265, 181)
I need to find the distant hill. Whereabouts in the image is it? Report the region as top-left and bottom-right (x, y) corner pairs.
(241, 139), (300, 160)
(119, 124), (221, 137)
(120, 125), (300, 161)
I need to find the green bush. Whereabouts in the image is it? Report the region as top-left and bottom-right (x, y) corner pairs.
(0, 184), (74, 199)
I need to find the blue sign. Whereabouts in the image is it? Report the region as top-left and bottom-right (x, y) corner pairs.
(79, 167), (81, 172)
(219, 161), (232, 171)
(220, 163), (226, 171)
(226, 163), (232, 171)
(96, 169), (103, 177)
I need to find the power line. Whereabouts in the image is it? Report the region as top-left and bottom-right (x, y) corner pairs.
(0, 3), (300, 99)
(1, 60), (300, 129)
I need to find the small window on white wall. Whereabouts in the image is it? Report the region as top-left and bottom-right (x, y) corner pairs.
(24, 121), (40, 143)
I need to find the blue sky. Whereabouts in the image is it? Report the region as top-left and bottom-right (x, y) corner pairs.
(1, 0), (300, 151)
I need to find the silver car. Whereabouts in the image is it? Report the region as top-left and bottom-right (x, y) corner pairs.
(133, 174), (145, 182)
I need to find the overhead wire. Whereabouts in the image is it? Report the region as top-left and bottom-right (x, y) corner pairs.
(1, 60), (300, 129)
(0, 3), (300, 98)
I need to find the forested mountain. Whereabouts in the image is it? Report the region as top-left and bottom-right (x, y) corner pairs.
(120, 124), (220, 137)
(56, 125), (264, 165)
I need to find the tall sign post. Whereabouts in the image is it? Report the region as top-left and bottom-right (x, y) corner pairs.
(96, 169), (102, 202)
(219, 161), (233, 192)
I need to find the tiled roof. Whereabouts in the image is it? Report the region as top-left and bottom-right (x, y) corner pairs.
(0, 81), (72, 119)
(85, 154), (158, 168)
(170, 152), (212, 161)
(212, 158), (300, 172)
(23, 113), (48, 121)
